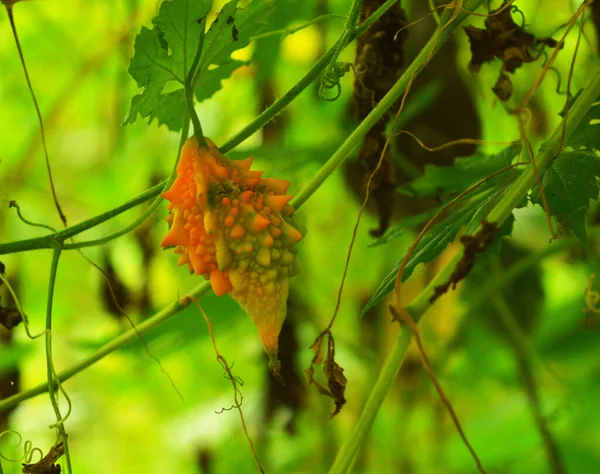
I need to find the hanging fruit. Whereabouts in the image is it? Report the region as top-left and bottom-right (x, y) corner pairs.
(161, 137), (303, 378)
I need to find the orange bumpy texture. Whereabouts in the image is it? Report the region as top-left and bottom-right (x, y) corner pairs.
(161, 137), (303, 375)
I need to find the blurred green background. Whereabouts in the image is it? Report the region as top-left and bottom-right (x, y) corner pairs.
(1, 0), (600, 473)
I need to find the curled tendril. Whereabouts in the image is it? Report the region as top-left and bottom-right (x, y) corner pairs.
(0, 431), (43, 464)
(539, 50), (566, 94)
(319, 62), (353, 102)
(6, 200), (57, 233)
(510, 5), (526, 29)
(214, 358), (245, 415)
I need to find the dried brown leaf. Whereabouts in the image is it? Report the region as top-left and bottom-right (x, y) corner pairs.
(22, 443), (64, 474)
(430, 220), (500, 303)
(493, 72), (513, 101)
(305, 331), (347, 418)
(351, 0), (409, 236)
(464, 5), (559, 100)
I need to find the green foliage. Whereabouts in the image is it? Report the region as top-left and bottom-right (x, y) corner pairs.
(125, 0), (284, 131)
(362, 199), (488, 315)
(540, 91), (600, 244)
(363, 145), (521, 314)
(124, 0), (213, 130)
(532, 150), (600, 244)
(3, 1), (600, 473)
(407, 143), (520, 199)
(562, 91), (600, 150)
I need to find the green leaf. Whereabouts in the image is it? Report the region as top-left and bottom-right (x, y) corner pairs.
(195, 59), (249, 102)
(190, 0), (281, 102)
(531, 150), (600, 245)
(129, 26), (183, 87)
(153, 0), (213, 77)
(155, 89), (188, 130)
(363, 145), (524, 314)
(561, 91), (600, 150)
(125, 0), (212, 129)
(200, 0), (276, 69)
(361, 195), (494, 315)
(408, 144), (520, 199)
(125, 0), (290, 131)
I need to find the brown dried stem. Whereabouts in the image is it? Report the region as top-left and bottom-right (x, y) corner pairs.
(189, 296), (264, 474)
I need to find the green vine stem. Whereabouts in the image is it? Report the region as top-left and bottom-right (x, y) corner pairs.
(221, 0), (396, 152)
(2, 56), (598, 415)
(249, 14), (346, 41)
(0, 281), (212, 413)
(0, 0), (479, 414)
(45, 243), (72, 473)
(0, 0), (397, 256)
(62, 116), (191, 251)
(0, 183), (163, 255)
(317, 0), (363, 99)
(327, 65), (600, 474)
(294, 0), (484, 208)
(186, 16), (207, 147)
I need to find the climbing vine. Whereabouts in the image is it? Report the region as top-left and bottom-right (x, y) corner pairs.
(1, 0), (599, 473)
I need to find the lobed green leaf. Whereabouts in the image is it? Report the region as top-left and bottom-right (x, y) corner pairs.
(125, 0), (290, 132)
(408, 143), (520, 199)
(531, 150), (600, 245)
(561, 91), (600, 150)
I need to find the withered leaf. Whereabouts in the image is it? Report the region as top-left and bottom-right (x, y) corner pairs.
(22, 442), (64, 474)
(305, 331), (347, 418)
(493, 72), (512, 101)
(430, 220), (499, 303)
(351, 0), (409, 236)
(323, 336), (347, 417)
(463, 5), (559, 100)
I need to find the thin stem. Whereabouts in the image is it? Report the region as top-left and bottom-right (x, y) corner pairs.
(429, 0), (442, 26)
(328, 65), (600, 474)
(0, 182), (164, 255)
(293, 0), (480, 210)
(222, 0), (396, 152)
(0, 0), (399, 255)
(5, 5), (67, 227)
(0, 281), (212, 413)
(44, 243), (72, 473)
(186, 16), (207, 146)
(0, 272), (46, 340)
(8, 201), (57, 232)
(318, 0), (363, 98)
(250, 14), (346, 41)
(63, 116), (191, 250)
(354, 0), (399, 37)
